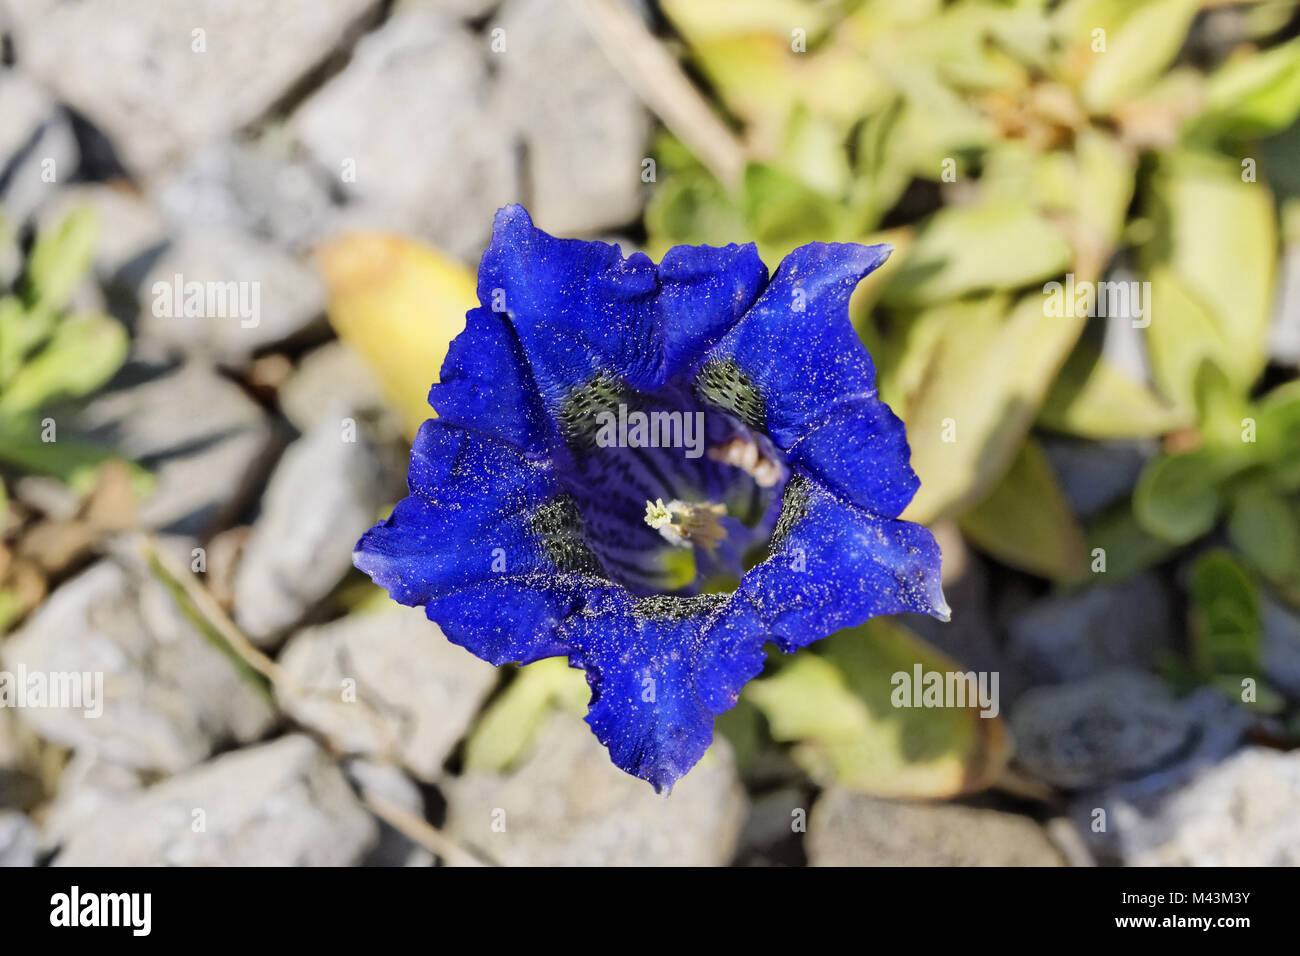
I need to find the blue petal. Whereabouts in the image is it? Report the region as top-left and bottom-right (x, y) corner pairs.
(427, 307), (553, 454)
(786, 396), (918, 518)
(354, 421), (593, 665)
(478, 204), (664, 402)
(656, 242), (768, 378)
(739, 476), (949, 652)
(561, 589), (769, 792)
(424, 578), (584, 667)
(706, 242), (891, 448)
(478, 205), (768, 408)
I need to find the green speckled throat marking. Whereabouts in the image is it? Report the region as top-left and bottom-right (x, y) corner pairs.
(694, 358), (767, 431)
(769, 474), (811, 552)
(531, 495), (603, 574)
(633, 591), (729, 622)
(557, 372), (626, 446)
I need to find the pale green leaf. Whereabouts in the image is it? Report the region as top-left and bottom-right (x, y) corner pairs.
(884, 201), (1072, 306)
(902, 294), (1087, 522)
(960, 437), (1087, 581)
(746, 619), (1010, 798)
(0, 313), (128, 416)
(1080, 0), (1199, 113)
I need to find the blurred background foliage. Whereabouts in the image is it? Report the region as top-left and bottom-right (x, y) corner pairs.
(4, 0), (1300, 812)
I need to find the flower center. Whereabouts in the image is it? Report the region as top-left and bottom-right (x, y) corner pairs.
(552, 373), (787, 596)
(644, 498), (727, 550)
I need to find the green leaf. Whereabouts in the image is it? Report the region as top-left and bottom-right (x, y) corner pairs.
(778, 105), (852, 198)
(902, 294), (1087, 522)
(1039, 338), (1187, 439)
(1189, 37), (1300, 141)
(1133, 448), (1223, 545)
(1194, 359), (1257, 466)
(0, 415), (150, 496)
(0, 587), (27, 635)
(1189, 548), (1260, 679)
(739, 162), (846, 257)
(644, 142), (747, 252)
(0, 313), (127, 416)
(1145, 266), (1234, 412)
(23, 206), (98, 315)
(1256, 379), (1300, 490)
(461, 658), (587, 773)
(883, 200), (1072, 307)
(1145, 154), (1276, 395)
(1081, 0), (1199, 113)
(746, 619), (1010, 798)
(960, 437), (1087, 581)
(0, 295), (52, 386)
(848, 98), (911, 231)
(1226, 484), (1300, 585)
(1086, 499), (1179, 580)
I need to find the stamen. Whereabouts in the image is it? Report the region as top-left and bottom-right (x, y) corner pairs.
(644, 498), (727, 551)
(707, 436), (782, 488)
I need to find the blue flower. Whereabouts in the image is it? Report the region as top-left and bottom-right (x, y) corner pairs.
(354, 205), (948, 792)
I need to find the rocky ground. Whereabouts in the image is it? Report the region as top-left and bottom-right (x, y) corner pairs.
(1, 0), (1299, 867)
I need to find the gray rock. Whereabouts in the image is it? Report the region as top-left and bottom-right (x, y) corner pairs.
(279, 340), (390, 434)
(1099, 265), (1154, 385)
(0, 812), (39, 866)
(1010, 671), (1196, 789)
(400, 0), (502, 20)
(74, 362), (279, 536)
(134, 229), (326, 365)
(1069, 687), (1249, 862)
(276, 606), (496, 781)
(733, 786), (808, 864)
(1, 559), (277, 774)
(153, 138), (338, 252)
(807, 788), (1065, 866)
(53, 735), (377, 866)
(1041, 437), (1153, 520)
(445, 714), (747, 866)
(13, 475), (82, 522)
(233, 405), (400, 645)
(291, 8), (519, 262)
(492, 0), (650, 235)
(5, 0), (380, 175)
(1006, 573), (1174, 685)
(344, 757), (434, 866)
(904, 547), (1031, 703)
(1262, 597), (1300, 702)
(1113, 747), (1300, 866)
(37, 752), (142, 851)
(0, 70), (78, 223)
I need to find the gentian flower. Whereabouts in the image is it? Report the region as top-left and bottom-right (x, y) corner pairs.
(354, 205), (948, 792)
